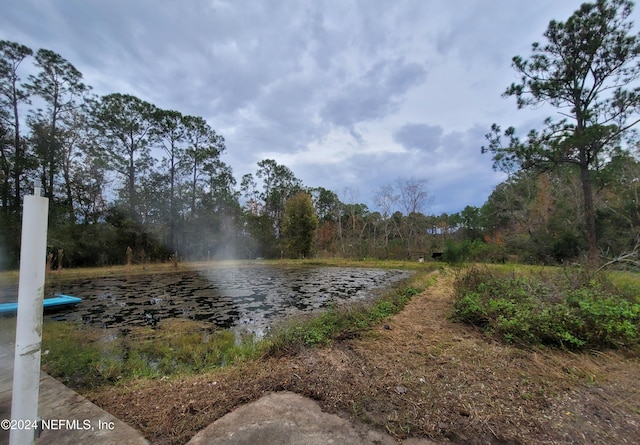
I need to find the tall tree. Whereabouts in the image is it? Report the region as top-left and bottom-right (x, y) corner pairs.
(26, 48), (88, 207)
(204, 159), (237, 209)
(91, 93), (157, 216)
(483, 0), (640, 264)
(0, 40), (32, 209)
(240, 160), (302, 257)
(459, 205), (483, 239)
(283, 191), (318, 258)
(309, 187), (341, 222)
(58, 106), (94, 220)
(374, 184), (398, 253)
(396, 177), (430, 257)
(71, 147), (109, 225)
(153, 109), (186, 249)
(255, 158), (301, 236)
(182, 115), (226, 216)
(596, 148), (640, 254)
(0, 119), (11, 211)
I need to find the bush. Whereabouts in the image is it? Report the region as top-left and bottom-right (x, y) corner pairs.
(451, 267), (640, 350)
(443, 239), (489, 264)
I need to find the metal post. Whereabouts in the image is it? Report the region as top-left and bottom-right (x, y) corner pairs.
(10, 181), (49, 445)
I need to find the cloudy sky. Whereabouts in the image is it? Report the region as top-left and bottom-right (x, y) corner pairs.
(1, 0), (626, 215)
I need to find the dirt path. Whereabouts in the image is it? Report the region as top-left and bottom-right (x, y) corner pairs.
(89, 270), (640, 444)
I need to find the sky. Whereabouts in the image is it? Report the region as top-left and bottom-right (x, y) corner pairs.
(1, 0), (629, 215)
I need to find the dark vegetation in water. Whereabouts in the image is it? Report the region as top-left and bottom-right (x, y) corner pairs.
(5, 265), (412, 338)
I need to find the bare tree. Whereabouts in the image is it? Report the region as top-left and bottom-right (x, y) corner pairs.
(396, 177), (431, 258)
(374, 184), (398, 254)
(597, 238), (640, 272)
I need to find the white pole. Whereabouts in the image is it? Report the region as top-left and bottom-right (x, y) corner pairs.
(10, 181), (49, 445)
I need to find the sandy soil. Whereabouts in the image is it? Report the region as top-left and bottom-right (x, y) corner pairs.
(88, 270), (640, 445)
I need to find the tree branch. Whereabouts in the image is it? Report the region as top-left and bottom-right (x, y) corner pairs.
(597, 237), (640, 272)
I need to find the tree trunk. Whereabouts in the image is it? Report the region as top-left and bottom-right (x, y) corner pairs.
(580, 161), (599, 266)
(0, 138), (9, 211)
(191, 153), (197, 217)
(128, 149), (135, 215)
(13, 93), (21, 209)
(63, 160), (74, 221)
(169, 151), (175, 250)
(47, 103), (58, 201)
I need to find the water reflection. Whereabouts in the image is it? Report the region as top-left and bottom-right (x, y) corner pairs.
(2, 265), (412, 338)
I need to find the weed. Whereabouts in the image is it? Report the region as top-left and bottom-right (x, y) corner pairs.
(451, 266), (640, 350)
(41, 318), (258, 389)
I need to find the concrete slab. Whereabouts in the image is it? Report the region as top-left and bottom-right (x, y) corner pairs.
(186, 391), (439, 445)
(0, 323), (149, 445)
(0, 373), (149, 445)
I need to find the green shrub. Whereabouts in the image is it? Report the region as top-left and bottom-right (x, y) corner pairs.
(443, 239), (495, 264)
(451, 266), (640, 350)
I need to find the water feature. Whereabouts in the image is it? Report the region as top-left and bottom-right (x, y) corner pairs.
(1, 265), (412, 339)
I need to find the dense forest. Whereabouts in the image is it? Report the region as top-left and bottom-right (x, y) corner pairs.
(1, 0), (640, 269)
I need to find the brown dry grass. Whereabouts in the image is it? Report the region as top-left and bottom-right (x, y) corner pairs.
(87, 269), (640, 444)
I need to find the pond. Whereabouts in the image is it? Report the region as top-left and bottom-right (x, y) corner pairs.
(1, 265), (412, 338)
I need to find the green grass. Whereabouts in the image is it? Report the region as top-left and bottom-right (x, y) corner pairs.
(451, 265), (640, 350)
(41, 319), (259, 388)
(608, 270), (640, 296)
(257, 257), (440, 271)
(263, 270), (436, 353)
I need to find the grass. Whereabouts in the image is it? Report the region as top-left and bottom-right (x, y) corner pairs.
(269, 257), (438, 270)
(41, 319), (259, 388)
(85, 266), (640, 445)
(29, 261), (640, 389)
(609, 269), (640, 295)
(263, 274), (434, 353)
(12, 261), (640, 444)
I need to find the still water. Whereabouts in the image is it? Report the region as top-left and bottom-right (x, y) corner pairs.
(12, 265), (411, 338)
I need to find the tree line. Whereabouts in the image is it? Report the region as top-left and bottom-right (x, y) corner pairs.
(0, 40), (234, 267)
(0, 39), (433, 267)
(2, 0), (640, 269)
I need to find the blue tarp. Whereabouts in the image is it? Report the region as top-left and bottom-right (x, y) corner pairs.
(0, 294), (82, 315)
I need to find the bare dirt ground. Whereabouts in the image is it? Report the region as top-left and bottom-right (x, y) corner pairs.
(88, 270), (640, 445)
